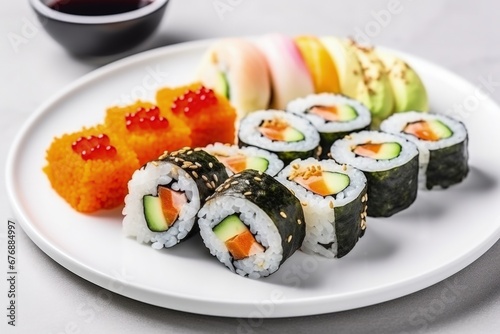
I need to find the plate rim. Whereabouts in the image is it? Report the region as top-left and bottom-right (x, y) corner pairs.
(6, 38), (500, 318)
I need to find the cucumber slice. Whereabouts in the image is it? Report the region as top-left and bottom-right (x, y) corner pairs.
(338, 105), (358, 121)
(214, 71), (230, 99)
(246, 157), (269, 173)
(354, 142), (402, 160)
(213, 215), (248, 242)
(429, 120), (453, 139)
(143, 195), (169, 232)
(283, 127), (305, 142)
(323, 172), (350, 194)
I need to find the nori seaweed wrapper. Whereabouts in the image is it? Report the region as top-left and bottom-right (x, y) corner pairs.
(335, 185), (368, 258)
(157, 148), (229, 204)
(238, 140), (317, 166)
(426, 137), (469, 190)
(365, 154), (419, 217)
(207, 169), (306, 264)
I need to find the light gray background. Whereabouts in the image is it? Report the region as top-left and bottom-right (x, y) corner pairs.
(1, 0), (499, 333)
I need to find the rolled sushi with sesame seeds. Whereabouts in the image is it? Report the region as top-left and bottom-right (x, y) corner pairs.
(123, 148), (229, 249)
(380, 111), (469, 190)
(203, 143), (284, 176)
(331, 131), (419, 217)
(287, 93), (372, 159)
(238, 110), (320, 165)
(198, 170), (306, 278)
(277, 158), (367, 258)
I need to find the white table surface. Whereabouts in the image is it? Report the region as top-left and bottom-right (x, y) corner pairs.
(1, 0), (500, 333)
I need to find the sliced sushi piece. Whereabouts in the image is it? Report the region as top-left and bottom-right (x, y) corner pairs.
(319, 36), (367, 99)
(287, 93), (371, 158)
(331, 131), (419, 217)
(105, 101), (191, 165)
(376, 49), (429, 113)
(156, 83), (237, 147)
(294, 35), (341, 94)
(204, 143), (284, 176)
(198, 170), (306, 278)
(123, 148), (229, 249)
(43, 126), (140, 213)
(380, 111), (468, 190)
(347, 41), (394, 127)
(256, 34), (314, 109)
(238, 110), (320, 165)
(197, 38), (271, 117)
(277, 158), (367, 258)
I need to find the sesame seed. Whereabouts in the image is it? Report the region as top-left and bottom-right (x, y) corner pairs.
(231, 181), (238, 185)
(194, 148), (202, 152)
(342, 164), (347, 171)
(287, 235), (293, 243)
(301, 202), (308, 207)
(245, 180), (250, 185)
(254, 177), (262, 182)
(280, 211), (287, 218)
(206, 182), (213, 189)
(213, 174), (218, 182)
(202, 175), (208, 181)
(192, 171), (199, 178)
(189, 165), (198, 169)
(211, 181), (216, 188)
(151, 161), (159, 167)
(209, 162), (213, 168)
(297, 219), (302, 225)
(174, 158), (179, 162)
(329, 201), (334, 209)
(244, 191), (252, 196)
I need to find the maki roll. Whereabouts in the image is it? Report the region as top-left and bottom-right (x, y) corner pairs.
(287, 93), (371, 158)
(277, 158), (367, 258)
(331, 131), (419, 217)
(238, 110), (320, 165)
(203, 143), (284, 176)
(123, 148), (229, 249)
(198, 170), (306, 278)
(380, 112), (468, 190)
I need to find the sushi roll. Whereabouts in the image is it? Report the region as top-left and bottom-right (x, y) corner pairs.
(380, 111), (469, 190)
(197, 38), (271, 117)
(203, 143), (284, 176)
(104, 101), (190, 165)
(238, 110), (320, 165)
(43, 126), (140, 213)
(123, 148), (229, 249)
(256, 34), (314, 109)
(287, 93), (371, 158)
(198, 170), (306, 278)
(277, 158), (367, 258)
(294, 35), (341, 94)
(331, 131), (419, 217)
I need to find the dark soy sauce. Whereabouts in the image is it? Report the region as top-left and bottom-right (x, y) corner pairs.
(47, 0), (155, 16)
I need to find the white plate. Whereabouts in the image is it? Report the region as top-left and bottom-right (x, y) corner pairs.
(6, 39), (500, 318)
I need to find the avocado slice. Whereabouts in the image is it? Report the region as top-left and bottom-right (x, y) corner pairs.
(246, 156), (269, 173)
(143, 195), (169, 232)
(213, 214), (248, 242)
(376, 50), (429, 113)
(350, 43), (394, 127)
(354, 142), (402, 160)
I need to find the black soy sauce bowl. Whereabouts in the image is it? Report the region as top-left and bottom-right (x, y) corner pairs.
(29, 0), (170, 57)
